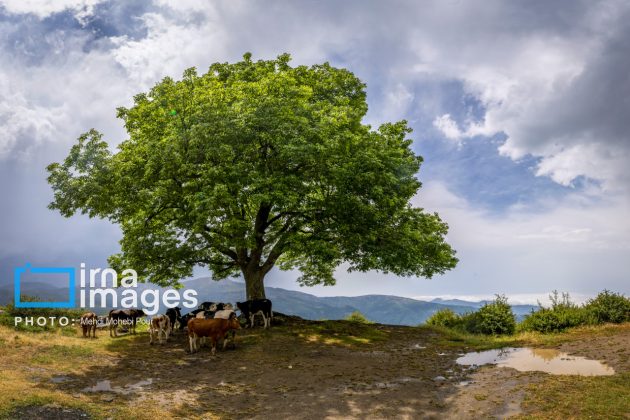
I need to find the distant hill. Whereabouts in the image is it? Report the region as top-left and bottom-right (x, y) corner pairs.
(0, 282), (70, 305)
(431, 298), (487, 307)
(430, 297), (537, 320)
(0, 277), (537, 325)
(182, 278), (537, 324)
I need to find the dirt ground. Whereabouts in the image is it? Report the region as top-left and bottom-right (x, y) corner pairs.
(443, 326), (630, 419)
(14, 317), (630, 419)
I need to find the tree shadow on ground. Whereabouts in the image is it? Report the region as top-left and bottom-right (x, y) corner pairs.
(51, 316), (469, 419)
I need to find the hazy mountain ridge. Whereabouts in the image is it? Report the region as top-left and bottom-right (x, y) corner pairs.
(0, 278), (538, 325)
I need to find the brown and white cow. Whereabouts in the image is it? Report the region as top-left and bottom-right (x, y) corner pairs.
(149, 314), (171, 345)
(187, 314), (240, 355)
(80, 312), (97, 338)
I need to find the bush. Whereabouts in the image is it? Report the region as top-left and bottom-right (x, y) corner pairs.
(457, 311), (482, 334)
(345, 311), (372, 324)
(520, 291), (588, 333)
(585, 290), (630, 324)
(2, 296), (85, 332)
(474, 295), (516, 335)
(520, 307), (588, 333)
(426, 296), (515, 335)
(426, 308), (460, 328)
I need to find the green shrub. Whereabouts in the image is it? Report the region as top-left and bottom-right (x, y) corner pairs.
(345, 311), (372, 324)
(458, 310), (483, 334)
(2, 296), (84, 332)
(520, 307), (588, 333)
(474, 295), (516, 335)
(6, 296), (84, 319)
(426, 308), (460, 328)
(520, 291), (588, 333)
(427, 296), (515, 335)
(585, 290), (630, 324)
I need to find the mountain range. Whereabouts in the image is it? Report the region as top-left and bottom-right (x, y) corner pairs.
(0, 277), (538, 325)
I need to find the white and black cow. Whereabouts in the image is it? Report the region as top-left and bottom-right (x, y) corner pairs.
(196, 310), (215, 319)
(198, 301), (216, 311)
(236, 299), (273, 329)
(149, 314), (171, 345)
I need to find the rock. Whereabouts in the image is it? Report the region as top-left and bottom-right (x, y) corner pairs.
(433, 376), (446, 382)
(100, 394), (115, 402)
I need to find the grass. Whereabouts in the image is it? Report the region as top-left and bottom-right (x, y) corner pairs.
(433, 322), (630, 351)
(289, 319), (388, 346)
(434, 322), (630, 419)
(0, 315), (387, 419)
(520, 373), (630, 419)
(0, 308), (627, 419)
(0, 323), (178, 420)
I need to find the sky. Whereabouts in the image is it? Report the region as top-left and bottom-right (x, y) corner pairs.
(0, 0), (629, 305)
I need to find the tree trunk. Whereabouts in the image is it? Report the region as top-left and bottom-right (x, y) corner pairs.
(243, 268), (266, 300)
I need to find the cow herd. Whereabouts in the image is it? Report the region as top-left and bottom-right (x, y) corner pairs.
(78, 299), (273, 355)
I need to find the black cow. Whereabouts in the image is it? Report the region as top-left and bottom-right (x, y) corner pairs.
(178, 308), (205, 331)
(178, 313), (195, 331)
(189, 308), (205, 317)
(108, 309), (146, 337)
(165, 307), (182, 331)
(198, 301), (215, 311)
(236, 299), (273, 329)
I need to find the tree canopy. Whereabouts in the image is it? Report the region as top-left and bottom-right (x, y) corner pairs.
(47, 53), (457, 299)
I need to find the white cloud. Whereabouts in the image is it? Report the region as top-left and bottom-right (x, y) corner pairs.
(407, 1), (630, 192)
(433, 114), (463, 142)
(0, 0), (103, 19)
(418, 181), (630, 250)
(413, 181), (630, 293)
(412, 293), (594, 306)
(109, 9), (228, 90)
(1, 0), (629, 298)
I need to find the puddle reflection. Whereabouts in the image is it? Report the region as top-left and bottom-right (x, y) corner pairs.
(456, 348), (614, 376)
(82, 378), (153, 394)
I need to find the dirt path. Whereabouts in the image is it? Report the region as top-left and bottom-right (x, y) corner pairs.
(40, 320), (629, 419)
(49, 320), (469, 419)
(443, 326), (630, 419)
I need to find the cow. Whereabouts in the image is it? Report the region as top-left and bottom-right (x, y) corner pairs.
(80, 312), (97, 338)
(213, 309), (236, 320)
(165, 307), (182, 331)
(108, 309), (146, 337)
(196, 310), (210, 319)
(149, 314), (171, 345)
(198, 301), (215, 311)
(189, 308), (205, 317)
(214, 309), (238, 348)
(178, 313), (195, 331)
(199, 301), (232, 311)
(236, 299), (273, 329)
(187, 314), (240, 355)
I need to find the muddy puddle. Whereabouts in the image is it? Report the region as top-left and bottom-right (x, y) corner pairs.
(456, 347), (614, 376)
(82, 378), (153, 394)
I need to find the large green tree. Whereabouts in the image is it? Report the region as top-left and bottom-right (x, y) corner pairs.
(47, 53), (457, 299)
